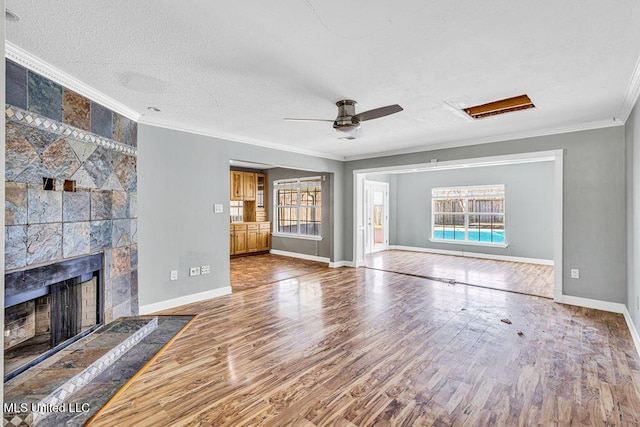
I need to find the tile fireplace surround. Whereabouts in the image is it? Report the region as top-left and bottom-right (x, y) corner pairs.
(4, 58), (139, 336)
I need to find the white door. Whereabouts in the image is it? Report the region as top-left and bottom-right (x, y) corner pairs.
(365, 181), (389, 254)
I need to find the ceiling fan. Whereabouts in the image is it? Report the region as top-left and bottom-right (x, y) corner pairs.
(284, 99), (403, 137)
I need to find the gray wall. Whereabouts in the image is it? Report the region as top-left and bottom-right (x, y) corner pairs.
(138, 125), (230, 306)
(346, 126), (627, 303)
(137, 125), (344, 307)
(627, 103), (640, 330)
(386, 162), (554, 260)
(268, 168), (333, 259)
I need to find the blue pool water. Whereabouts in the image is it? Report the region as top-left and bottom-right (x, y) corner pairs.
(433, 229), (505, 244)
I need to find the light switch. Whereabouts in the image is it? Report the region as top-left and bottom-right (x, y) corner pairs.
(214, 204), (223, 213)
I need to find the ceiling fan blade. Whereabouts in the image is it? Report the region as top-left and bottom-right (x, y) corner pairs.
(283, 118), (334, 122)
(352, 104), (403, 122)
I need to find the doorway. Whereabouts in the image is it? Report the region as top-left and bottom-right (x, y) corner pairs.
(365, 181), (389, 254)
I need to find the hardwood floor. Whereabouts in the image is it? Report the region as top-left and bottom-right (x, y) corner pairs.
(90, 267), (639, 426)
(231, 254), (328, 291)
(366, 250), (554, 298)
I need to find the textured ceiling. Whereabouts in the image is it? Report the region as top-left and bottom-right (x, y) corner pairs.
(5, 1), (640, 160)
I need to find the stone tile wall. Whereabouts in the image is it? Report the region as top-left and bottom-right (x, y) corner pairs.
(4, 59), (138, 322)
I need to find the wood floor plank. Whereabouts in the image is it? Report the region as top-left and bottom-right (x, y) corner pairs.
(90, 258), (640, 426)
(366, 250), (554, 298)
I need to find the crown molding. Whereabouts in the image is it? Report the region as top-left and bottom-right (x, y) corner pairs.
(344, 118), (622, 161)
(619, 51), (640, 123)
(5, 41), (141, 122)
(137, 116), (346, 162)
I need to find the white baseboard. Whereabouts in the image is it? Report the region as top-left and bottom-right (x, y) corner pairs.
(329, 261), (354, 268)
(139, 286), (232, 314)
(269, 249), (330, 264)
(623, 306), (640, 358)
(556, 296), (640, 357)
(556, 294), (625, 314)
(389, 245), (554, 266)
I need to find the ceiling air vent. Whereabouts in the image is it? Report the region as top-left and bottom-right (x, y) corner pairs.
(463, 94), (535, 119)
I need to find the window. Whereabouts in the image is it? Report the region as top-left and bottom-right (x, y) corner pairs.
(230, 200), (243, 223)
(431, 185), (506, 246)
(274, 177), (322, 238)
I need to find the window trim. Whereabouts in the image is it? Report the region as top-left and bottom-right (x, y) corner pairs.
(273, 176), (322, 239)
(430, 184), (508, 248)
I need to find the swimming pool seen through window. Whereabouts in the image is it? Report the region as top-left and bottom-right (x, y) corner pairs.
(431, 185), (506, 246)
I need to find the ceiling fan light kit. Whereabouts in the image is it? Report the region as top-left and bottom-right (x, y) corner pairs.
(284, 99), (403, 139)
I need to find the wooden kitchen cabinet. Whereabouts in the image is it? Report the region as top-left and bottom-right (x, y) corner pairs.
(257, 222), (271, 251)
(230, 222), (271, 256)
(256, 173), (268, 222)
(230, 171), (244, 201)
(243, 172), (256, 201)
(230, 171), (257, 201)
(232, 224), (248, 255)
(246, 224), (259, 252)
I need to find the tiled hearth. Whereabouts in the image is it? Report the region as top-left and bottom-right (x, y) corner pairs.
(4, 317), (158, 427)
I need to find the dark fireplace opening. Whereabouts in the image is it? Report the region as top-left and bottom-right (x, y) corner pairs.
(4, 254), (103, 382)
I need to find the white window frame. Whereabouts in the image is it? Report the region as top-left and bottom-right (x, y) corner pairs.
(273, 177), (323, 241)
(430, 184), (508, 248)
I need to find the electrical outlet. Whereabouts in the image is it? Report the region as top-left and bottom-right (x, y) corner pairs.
(201, 265), (211, 274)
(170, 270), (178, 281)
(570, 269), (579, 279)
(189, 266), (201, 277)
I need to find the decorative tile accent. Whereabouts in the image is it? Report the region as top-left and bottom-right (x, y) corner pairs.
(102, 172), (125, 191)
(112, 191), (128, 219)
(5, 121), (42, 181)
(6, 182), (28, 225)
(63, 222), (90, 258)
(6, 60), (28, 110)
(67, 137), (97, 162)
(113, 156), (137, 192)
(28, 71), (63, 122)
(28, 317), (158, 426)
(63, 88), (90, 131)
(63, 191), (90, 222)
(112, 219), (131, 248)
(27, 188), (63, 224)
(26, 223), (63, 265)
(40, 136), (82, 179)
(70, 166), (98, 189)
(90, 191), (112, 220)
(90, 101), (113, 139)
(6, 105), (137, 156)
(84, 148), (113, 189)
(113, 113), (137, 147)
(109, 246), (131, 278)
(90, 220), (112, 253)
(5, 225), (27, 271)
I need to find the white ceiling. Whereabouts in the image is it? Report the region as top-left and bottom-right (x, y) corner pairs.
(6, 1), (640, 161)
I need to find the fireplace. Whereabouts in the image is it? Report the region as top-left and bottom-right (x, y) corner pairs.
(4, 254), (103, 381)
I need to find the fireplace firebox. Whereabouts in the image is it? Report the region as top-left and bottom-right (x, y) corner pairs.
(4, 254), (103, 381)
